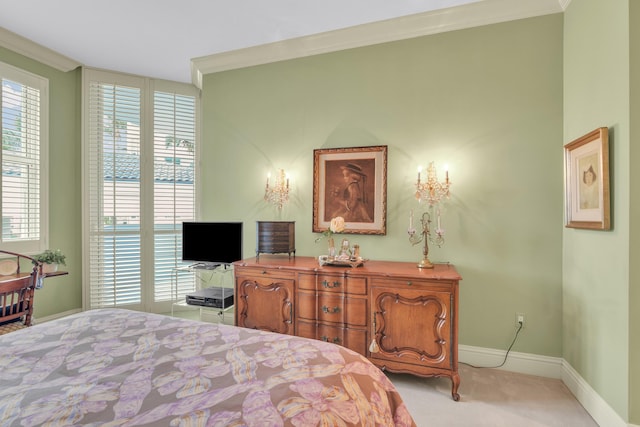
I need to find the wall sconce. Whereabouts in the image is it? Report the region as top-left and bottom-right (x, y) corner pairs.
(264, 169), (290, 209)
(415, 162), (450, 205)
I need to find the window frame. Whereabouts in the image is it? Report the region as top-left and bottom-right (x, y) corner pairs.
(81, 68), (200, 312)
(0, 60), (49, 255)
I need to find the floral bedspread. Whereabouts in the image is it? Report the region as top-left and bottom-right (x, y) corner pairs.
(0, 309), (416, 426)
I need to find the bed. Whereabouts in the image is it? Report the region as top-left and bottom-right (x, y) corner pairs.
(0, 308), (416, 426)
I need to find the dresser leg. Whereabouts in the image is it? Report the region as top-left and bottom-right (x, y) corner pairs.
(451, 372), (461, 401)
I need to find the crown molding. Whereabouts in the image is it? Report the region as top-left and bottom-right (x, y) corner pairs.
(558, 0), (572, 11)
(0, 27), (81, 72)
(191, 0), (563, 88)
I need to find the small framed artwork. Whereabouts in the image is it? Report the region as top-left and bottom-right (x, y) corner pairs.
(564, 127), (610, 230)
(313, 145), (387, 235)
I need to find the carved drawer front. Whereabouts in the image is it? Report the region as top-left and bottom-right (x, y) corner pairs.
(297, 291), (367, 326)
(298, 273), (367, 295)
(370, 286), (452, 370)
(319, 294), (367, 326)
(296, 291), (318, 322)
(318, 324), (367, 356)
(297, 320), (367, 356)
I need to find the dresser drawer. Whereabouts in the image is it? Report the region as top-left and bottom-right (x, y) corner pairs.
(371, 277), (455, 292)
(235, 266), (295, 280)
(297, 320), (367, 356)
(298, 273), (367, 295)
(320, 324), (366, 355)
(297, 291), (367, 327)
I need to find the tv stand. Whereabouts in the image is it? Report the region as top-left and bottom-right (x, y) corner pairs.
(171, 264), (234, 323)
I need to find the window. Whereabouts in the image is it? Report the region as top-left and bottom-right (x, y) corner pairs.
(0, 61), (48, 254)
(83, 69), (198, 312)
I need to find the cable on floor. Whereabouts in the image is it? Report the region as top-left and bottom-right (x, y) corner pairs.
(461, 321), (523, 369)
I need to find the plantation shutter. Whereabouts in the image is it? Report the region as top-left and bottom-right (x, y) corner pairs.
(0, 62), (48, 254)
(86, 73), (143, 308)
(152, 89), (196, 302)
(84, 69), (198, 311)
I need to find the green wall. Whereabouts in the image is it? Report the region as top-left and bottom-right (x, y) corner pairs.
(202, 15), (564, 357)
(0, 47), (82, 317)
(564, 0), (632, 422)
(629, 0), (640, 423)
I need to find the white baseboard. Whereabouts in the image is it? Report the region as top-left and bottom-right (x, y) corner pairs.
(459, 344), (563, 378)
(33, 308), (82, 324)
(460, 344), (631, 427)
(561, 360), (629, 427)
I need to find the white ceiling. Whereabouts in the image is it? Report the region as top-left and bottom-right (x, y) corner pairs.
(0, 0), (563, 84)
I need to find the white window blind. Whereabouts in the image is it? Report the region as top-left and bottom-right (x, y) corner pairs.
(83, 69), (197, 311)
(153, 90), (196, 303)
(1, 61), (48, 254)
(86, 77), (142, 308)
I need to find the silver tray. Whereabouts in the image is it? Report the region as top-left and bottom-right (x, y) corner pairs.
(318, 256), (367, 268)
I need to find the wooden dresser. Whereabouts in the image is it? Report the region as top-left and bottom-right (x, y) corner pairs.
(234, 256), (462, 400)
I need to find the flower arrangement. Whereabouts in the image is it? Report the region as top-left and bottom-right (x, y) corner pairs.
(315, 216), (345, 242)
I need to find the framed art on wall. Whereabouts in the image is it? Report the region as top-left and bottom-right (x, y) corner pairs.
(313, 145), (387, 235)
(564, 127), (610, 230)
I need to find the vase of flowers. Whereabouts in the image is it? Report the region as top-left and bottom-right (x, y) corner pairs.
(316, 216), (345, 259)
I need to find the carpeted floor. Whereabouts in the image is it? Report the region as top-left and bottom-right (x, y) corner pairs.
(388, 363), (598, 426)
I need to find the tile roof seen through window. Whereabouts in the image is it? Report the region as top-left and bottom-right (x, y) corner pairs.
(102, 152), (193, 184)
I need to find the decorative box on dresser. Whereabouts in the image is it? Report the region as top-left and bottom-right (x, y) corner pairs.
(233, 255), (462, 400)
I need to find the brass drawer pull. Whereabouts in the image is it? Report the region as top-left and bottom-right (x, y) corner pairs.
(322, 305), (341, 314)
(322, 280), (342, 289)
(321, 336), (341, 344)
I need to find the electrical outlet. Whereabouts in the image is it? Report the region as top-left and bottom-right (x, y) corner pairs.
(516, 312), (525, 328)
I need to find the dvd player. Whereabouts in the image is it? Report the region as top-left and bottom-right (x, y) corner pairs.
(185, 287), (234, 308)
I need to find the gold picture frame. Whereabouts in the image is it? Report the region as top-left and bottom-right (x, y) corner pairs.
(313, 146), (387, 235)
(564, 127), (610, 230)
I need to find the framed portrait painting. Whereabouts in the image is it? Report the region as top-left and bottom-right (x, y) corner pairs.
(564, 127), (610, 230)
(313, 145), (387, 235)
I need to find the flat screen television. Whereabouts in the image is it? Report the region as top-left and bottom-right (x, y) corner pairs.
(182, 222), (243, 267)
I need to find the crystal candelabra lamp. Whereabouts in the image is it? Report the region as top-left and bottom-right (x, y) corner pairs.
(407, 209), (445, 269)
(408, 162), (450, 268)
(264, 169), (290, 210)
